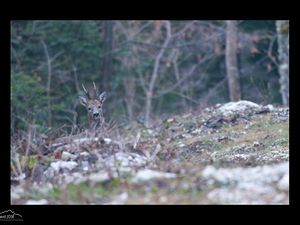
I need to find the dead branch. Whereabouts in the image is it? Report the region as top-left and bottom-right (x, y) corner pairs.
(41, 40), (52, 128)
(153, 64), (196, 98)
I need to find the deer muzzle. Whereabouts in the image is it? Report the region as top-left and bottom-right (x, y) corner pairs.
(92, 107), (101, 119)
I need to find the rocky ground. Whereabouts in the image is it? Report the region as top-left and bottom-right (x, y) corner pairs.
(11, 101), (289, 204)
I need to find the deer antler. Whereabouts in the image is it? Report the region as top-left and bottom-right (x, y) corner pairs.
(82, 83), (90, 99)
(93, 82), (98, 96)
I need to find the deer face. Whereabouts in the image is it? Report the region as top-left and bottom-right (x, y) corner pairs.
(79, 93), (106, 120)
(79, 82), (106, 129)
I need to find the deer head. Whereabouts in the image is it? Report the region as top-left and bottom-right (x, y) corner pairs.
(79, 82), (106, 129)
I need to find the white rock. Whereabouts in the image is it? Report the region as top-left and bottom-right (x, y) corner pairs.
(61, 151), (77, 161)
(118, 192), (128, 201)
(159, 196), (168, 203)
(266, 104), (274, 111)
(231, 163), (285, 184)
(231, 154), (248, 160)
(32, 182), (53, 194)
(103, 138), (112, 144)
(50, 161), (78, 172)
(73, 137), (98, 144)
(191, 128), (202, 135)
(201, 165), (217, 178)
(89, 171), (110, 183)
(202, 162), (289, 204)
(278, 173), (289, 191)
(253, 141), (260, 147)
(147, 129), (154, 135)
(132, 169), (176, 183)
(202, 165), (230, 184)
(218, 101), (260, 115)
(102, 192), (128, 205)
(44, 167), (55, 178)
(81, 161), (90, 171)
(105, 152), (148, 169)
(167, 118), (174, 123)
(58, 172), (87, 185)
(11, 173), (26, 182)
(11, 186), (24, 200)
(72, 172), (87, 184)
(25, 199), (48, 205)
(11, 192), (20, 200)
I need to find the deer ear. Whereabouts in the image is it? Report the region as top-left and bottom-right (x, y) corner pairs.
(99, 92), (106, 104)
(79, 96), (87, 106)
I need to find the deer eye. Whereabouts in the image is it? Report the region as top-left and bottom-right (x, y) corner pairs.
(88, 107), (91, 111)
(98, 106), (101, 109)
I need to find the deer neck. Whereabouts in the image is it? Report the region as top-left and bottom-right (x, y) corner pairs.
(88, 115), (104, 130)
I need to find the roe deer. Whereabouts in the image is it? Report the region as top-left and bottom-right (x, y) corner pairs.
(79, 82), (106, 130)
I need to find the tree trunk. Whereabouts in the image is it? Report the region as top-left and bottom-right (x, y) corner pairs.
(276, 20), (289, 106)
(101, 20), (114, 92)
(123, 76), (135, 121)
(225, 20), (241, 102)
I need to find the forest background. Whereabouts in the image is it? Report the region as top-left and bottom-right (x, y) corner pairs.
(11, 20), (289, 134)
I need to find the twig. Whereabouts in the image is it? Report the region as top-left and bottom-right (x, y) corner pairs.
(169, 91), (199, 104)
(138, 72), (148, 93)
(13, 152), (23, 177)
(73, 65), (80, 93)
(11, 161), (19, 177)
(267, 35), (279, 66)
(133, 132), (141, 150)
(153, 64), (196, 98)
(172, 20), (197, 38)
(150, 144), (161, 161)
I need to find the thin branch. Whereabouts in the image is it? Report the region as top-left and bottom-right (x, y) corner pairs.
(169, 91), (199, 104)
(200, 78), (227, 103)
(153, 64), (196, 98)
(72, 65), (80, 93)
(135, 21), (154, 36)
(172, 20), (197, 38)
(51, 51), (64, 62)
(41, 40), (53, 128)
(267, 35), (279, 66)
(115, 20), (154, 41)
(149, 21), (172, 96)
(138, 72), (148, 93)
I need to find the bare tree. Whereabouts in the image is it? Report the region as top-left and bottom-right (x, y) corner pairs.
(276, 20), (289, 106)
(41, 40), (53, 128)
(41, 40), (63, 128)
(143, 20), (172, 127)
(101, 20), (114, 92)
(114, 21), (223, 124)
(225, 20), (241, 102)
